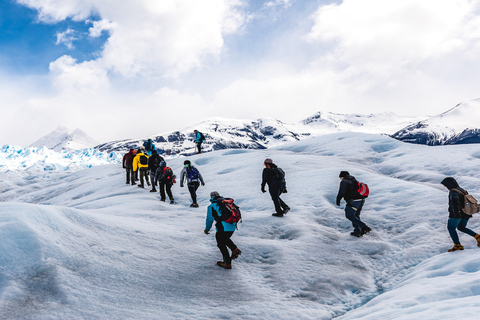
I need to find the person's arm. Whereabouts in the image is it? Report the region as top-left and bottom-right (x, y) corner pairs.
(198, 171), (205, 186)
(179, 168), (186, 187)
(205, 205), (215, 233)
(261, 168), (269, 192)
(336, 181), (347, 206)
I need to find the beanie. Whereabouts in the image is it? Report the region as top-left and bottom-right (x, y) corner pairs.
(264, 158), (273, 164)
(210, 191), (220, 198)
(339, 171), (349, 178)
(184, 160), (191, 165)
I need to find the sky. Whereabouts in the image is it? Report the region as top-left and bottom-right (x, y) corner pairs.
(2, 0), (480, 146)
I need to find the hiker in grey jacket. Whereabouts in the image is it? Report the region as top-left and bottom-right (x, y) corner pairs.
(180, 160), (205, 207)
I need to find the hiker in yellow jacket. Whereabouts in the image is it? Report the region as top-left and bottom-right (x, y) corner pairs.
(133, 148), (151, 188)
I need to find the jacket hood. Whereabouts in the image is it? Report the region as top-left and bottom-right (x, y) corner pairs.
(441, 177), (459, 190)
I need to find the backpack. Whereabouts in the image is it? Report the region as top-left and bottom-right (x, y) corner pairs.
(357, 182), (369, 198)
(187, 167), (200, 180)
(214, 198), (242, 224)
(272, 167), (285, 181)
(139, 155), (148, 165)
(199, 132), (206, 142)
(453, 189), (480, 215)
(163, 167), (175, 183)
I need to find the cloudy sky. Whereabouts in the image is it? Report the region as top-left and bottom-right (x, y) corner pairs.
(2, 0), (480, 146)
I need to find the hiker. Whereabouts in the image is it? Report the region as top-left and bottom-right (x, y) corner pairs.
(204, 191), (241, 269)
(180, 160), (205, 207)
(156, 160), (175, 204)
(132, 148), (150, 188)
(148, 150), (164, 192)
(194, 130), (205, 154)
(143, 138), (156, 155)
(261, 158), (290, 217)
(441, 177), (480, 252)
(122, 148), (136, 185)
(336, 171), (371, 237)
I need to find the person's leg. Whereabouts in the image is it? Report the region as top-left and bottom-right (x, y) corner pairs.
(159, 182), (166, 201)
(138, 170), (145, 187)
(345, 201), (366, 234)
(126, 167), (131, 183)
(216, 232), (232, 265)
(457, 218), (477, 237)
(269, 187), (283, 214)
(197, 142), (202, 154)
(166, 183), (174, 200)
(188, 182), (199, 203)
(447, 218), (462, 244)
(224, 231), (237, 251)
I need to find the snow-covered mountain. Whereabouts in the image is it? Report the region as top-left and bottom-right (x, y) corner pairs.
(391, 98), (480, 145)
(96, 112), (420, 154)
(2, 132), (480, 319)
(30, 126), (99, 152)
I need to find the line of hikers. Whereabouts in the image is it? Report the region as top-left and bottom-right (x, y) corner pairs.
(124, 144), (480, 269)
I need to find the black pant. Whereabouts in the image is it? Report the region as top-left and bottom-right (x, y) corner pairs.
(196, 142), (202, 154)
(269, 187), (289, 214)
(159, 181), (174, 201)
(216, 231), (237, 265)
(188, 181), (200, 203)
(125, 165), (134, 184)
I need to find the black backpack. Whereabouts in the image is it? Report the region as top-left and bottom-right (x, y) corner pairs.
(272, 167), (285, 181)
(139, 155), (148, 165)
(213, 198), (242, 224)
(199, 132), (206, 142)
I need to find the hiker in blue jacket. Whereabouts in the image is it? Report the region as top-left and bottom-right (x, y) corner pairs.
(441, 177), (480, 252)
(180, 160), (205, 207)
(204, 191), (241, 269)
(194, 130), (205, 154)
(336, 171), (371, 237)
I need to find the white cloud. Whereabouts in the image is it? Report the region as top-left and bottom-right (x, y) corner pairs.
(87, 19), (115, 38)
(55, 28), (77, 49)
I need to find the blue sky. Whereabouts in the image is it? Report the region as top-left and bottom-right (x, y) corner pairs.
(2, 0), (480, 146)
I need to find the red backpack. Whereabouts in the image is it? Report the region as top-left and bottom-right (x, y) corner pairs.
(357, 182), (369, 198)
(214, 198), (242, 224)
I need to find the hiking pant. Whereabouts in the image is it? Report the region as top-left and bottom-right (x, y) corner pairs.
(269, 187), (289, 214)
(345, 199), (367, 234)
(125, 165), (134, 184)
(216, 231), (237, 265)
(448, 217), (477, 244)
(159, 181), (174, 201)
(139, 168), (150, 187)
(188, 181), (200, 203)
(196, 142), (202, 154)
(150, 171), (157, 188)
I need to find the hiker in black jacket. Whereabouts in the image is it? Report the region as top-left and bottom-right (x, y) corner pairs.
(148, 150), (164, 192)
(441, 177), (480, 252)
(261, 158), (290, 217)
(336, 171), (371, 237)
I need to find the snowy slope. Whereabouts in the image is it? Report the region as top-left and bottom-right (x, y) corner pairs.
(1, 133), (480, 319)
(30, 127), (100, 152)
(391, 98), (480, 145)
(96, 112), (420, 155)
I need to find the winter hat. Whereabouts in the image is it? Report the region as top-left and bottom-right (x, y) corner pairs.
(339, 171), (349, 178)
(210, 191), (220, 198)
(264, 158), (273, 164)
(184, 160), (191, 166)
(159, 161), (166, 167)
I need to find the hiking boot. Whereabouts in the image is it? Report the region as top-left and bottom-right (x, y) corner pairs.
(160, 199), (166, 202)
(132, 182), (137, 185)
(361, 226), (372, 235)
(272, 213), (284, 217)
(126, 181), (130, 184)
(190, 203), (199, 208)
(282, 207), (290, 215)
(138, 185), (144, 188)
(217, 261), (232, 269)
(448, 244), (464, 252)
(475, 234), (480, 247)
(150, 188), (157, 192)
(170, 200), (175, 204)
(350, 231), (363, 237)
(231, 248), (242, 260)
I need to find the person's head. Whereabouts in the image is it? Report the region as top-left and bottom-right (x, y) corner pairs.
(184, 160), (191, 168)
(210, 191), (220, 199)
(129, 148), (134, 152)
(441, 177), (459, 190)
(148, 139), (152, 142)
(264, 158), (273, 168)
(194, 130), (198, 133)
(339, 171), (349, 180)
(137, 148), (142, 154)
(151, 149), (157, 155)
(160, 160), (166, 168)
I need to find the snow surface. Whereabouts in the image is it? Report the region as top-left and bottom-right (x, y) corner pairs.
(1, 132), (480, 319)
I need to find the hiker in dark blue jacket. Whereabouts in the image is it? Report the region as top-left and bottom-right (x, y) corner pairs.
(441, 177), (480, 252)
(204, 191), (241, 269)
(336, 171), (371, 237)
(261, 158), (290, 217)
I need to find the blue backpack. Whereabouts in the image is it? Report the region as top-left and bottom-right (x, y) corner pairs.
(187, 167), (200, 180)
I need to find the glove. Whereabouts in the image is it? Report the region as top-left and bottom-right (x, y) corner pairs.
(336, 202), (340, 206)
(261, 188), (266, 193)
(283, 188), (288, 193)
(204, 230), (210, 235)
(201, 182), (205, 186)
(123, 166), (126, 169)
